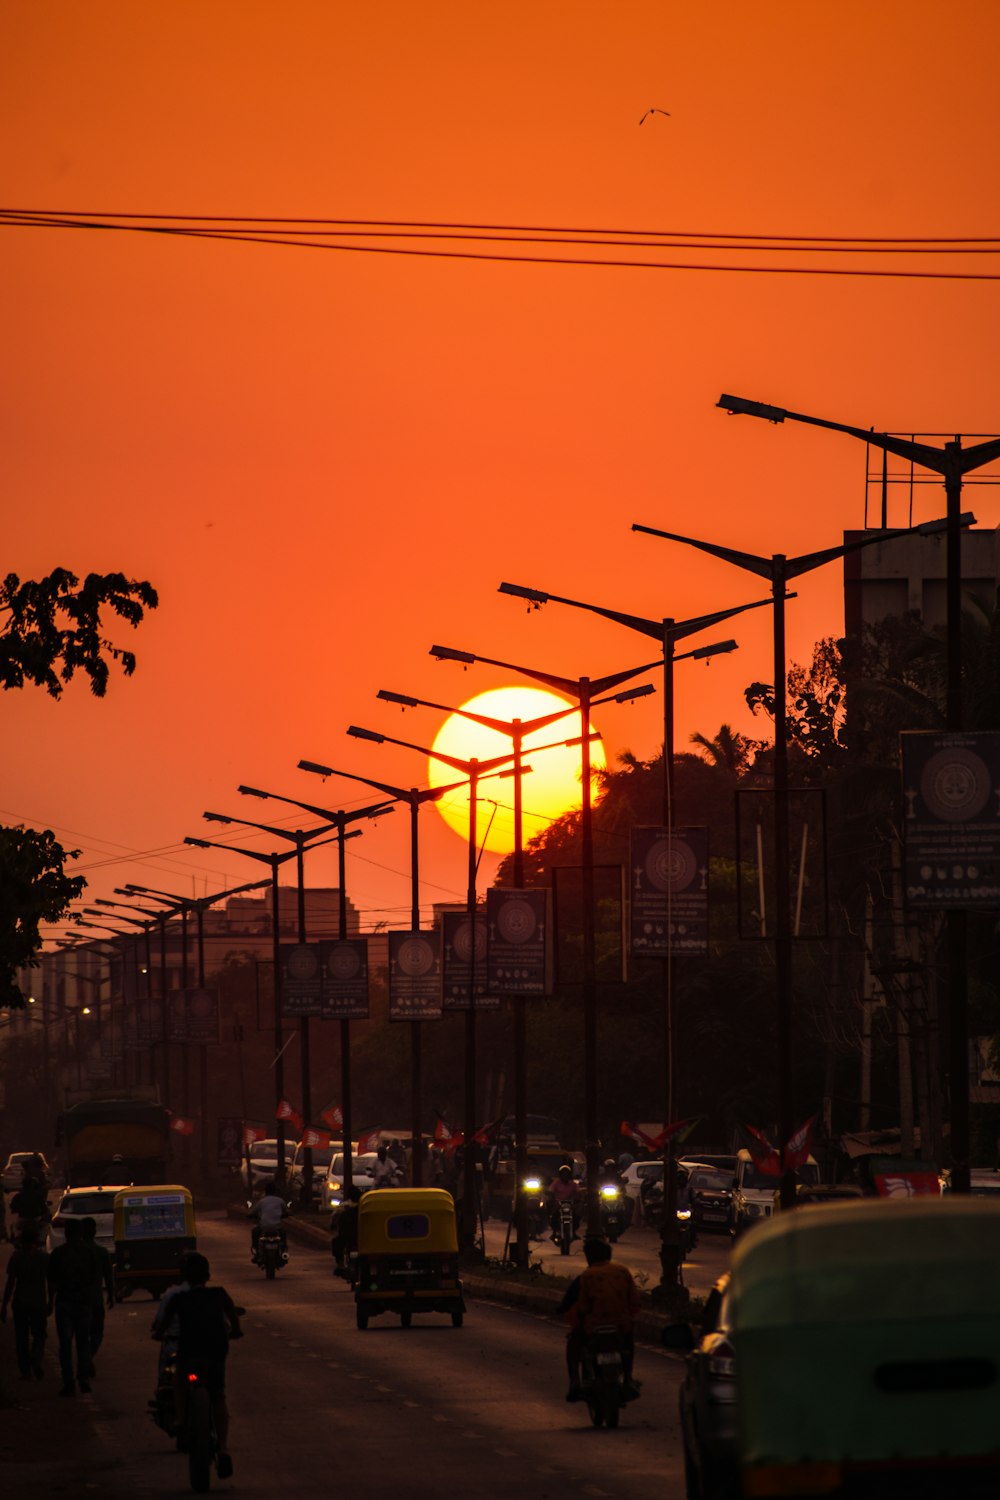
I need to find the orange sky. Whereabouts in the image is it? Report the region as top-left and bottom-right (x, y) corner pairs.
(3, 3), (999, 938)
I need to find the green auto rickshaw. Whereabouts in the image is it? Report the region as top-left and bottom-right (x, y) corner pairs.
(731, 1197), (1000, 1498)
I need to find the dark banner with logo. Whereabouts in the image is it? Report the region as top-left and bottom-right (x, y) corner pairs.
(630, 826), (709, 956)
(280, 943), (325, 1017)
(389, 930), (442, 1020)
(901, 730), (1000, 909)
(486, 888), (550, 996)
(185, 987), (221, 1044)
(442, 912), (497, 1010)
(319, 938), (370, 1020)
(166, 991), (188, 1044)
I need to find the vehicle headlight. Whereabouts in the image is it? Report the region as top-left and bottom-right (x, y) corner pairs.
(522, 1177), (542, 1192)
(328, 1195), (342, 1207)
(676, 1208), (692, 1220)
(600, 1185), (619, 1199)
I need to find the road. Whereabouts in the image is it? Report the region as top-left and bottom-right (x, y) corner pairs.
(0, 1208), (706, 1498)
(480, 1217), (732, 1299)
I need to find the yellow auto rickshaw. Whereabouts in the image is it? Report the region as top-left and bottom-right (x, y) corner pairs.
(354, 1187), (465, 1330)
(113, 1184), (196, 1301)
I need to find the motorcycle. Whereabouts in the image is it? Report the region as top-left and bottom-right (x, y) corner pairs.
(555, 1196), (575, 1256)
(581, 1325), (629, 1429)
(255, 1229), (288, 1280)
(150, 1307), (244, 1493)
(520, 1176), (549, 1240)
(599, 1182), (628, 1243)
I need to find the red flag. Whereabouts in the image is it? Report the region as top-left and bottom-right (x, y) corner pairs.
(170, 1116), (195, 1136)
(242, 1124), (266, 1146)
(474, 1118), (503, 1146)
(357, 1126), (382, 1155)
(434, 1117), (454, 1144)
(320, 1106), (343, 1131)
(621, 1121), (661, 1151)
(442, 1130), (465, 1154)
(275, 1098), (304, 1134)
(785, 1115), (816, 1170)
(741, 1122), (781, 1177)
(302, 1127), (331, 1149)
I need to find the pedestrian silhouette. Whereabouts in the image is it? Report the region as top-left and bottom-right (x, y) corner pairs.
(1, 1224), (49, 1380)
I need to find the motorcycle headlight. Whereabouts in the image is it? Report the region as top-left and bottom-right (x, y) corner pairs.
(522, 1177), (542, 1192)
(600, 1185), (619, 1199)
(328, 1194), (342, 1207)
(676, 1208), (692, 1221)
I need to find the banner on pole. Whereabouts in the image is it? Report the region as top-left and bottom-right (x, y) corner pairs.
(388, 930), (442, 1020)
(280, 943), (324, 1017)
(485, 888), (550, 996)
(901, 730), (1000, 909)
(185, 988), (220, 1044)
(442, 912), (497, 1010)
(318, 938), (369, 1020)
(630, 826), (709, 956)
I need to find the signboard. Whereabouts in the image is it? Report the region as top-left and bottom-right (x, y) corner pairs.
(280, 943), (324, 1017)
(166, 991), (188, 1044)
(901, 731), (1000, 909)
(442, 912), (497, 1010)
(185, 987), (220, 1044)
(136, 999), (164, 1046)
(486, 888), (550, 996)
(217, 1116), (243, 1169)
(388, 930), (442, 1020)
(630, 826), (709, 956)
(319, 939), (370, 1020)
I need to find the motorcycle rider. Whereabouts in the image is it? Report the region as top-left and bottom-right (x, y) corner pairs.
(547, 1164), (582, 1241)
(10, 1173), (50, 1245)
(329, 1185), (362, 1277)
(372, 1145), (402, 1189)
(168, 1252), (242, 1481)
(576, 1236), (641, 1398)
(247, 1181), (287, 1262)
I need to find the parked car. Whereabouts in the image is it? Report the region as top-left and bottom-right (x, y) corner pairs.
(324, 1152), (379, 1209)
(50, 1184), (126, 1251)
(241, 1139), (296, 1193)
(2, 1151), (51, 1193)
(663, 1272), (738, 1500)
(687, 1165), (736, 1234)
(678, 1153), (737, 1178)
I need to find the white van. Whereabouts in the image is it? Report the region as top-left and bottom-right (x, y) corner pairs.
(731, 1147), (818, 1237)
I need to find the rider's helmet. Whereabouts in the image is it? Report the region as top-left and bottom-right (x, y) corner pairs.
(603, 1158), (617, 1173)
(557, 1164), (573, 1182)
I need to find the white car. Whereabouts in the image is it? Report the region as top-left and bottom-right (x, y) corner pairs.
(290, 1141), (338, 1191)
(241, 1139), (296, 1193)
(50, 1184), (126, 1251)
(620, 1159), (663, 1201)
(324, 1152), (379, 1209)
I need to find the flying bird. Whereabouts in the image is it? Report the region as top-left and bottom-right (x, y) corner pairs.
(639, 108), (671, 125)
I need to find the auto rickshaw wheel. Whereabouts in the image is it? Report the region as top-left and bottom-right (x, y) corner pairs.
(401, 1310), (412, 1328)
(356, 1307), (369, 1330)
(451, 1307), (464, 1328)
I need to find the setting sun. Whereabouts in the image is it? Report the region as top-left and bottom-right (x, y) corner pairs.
(428, 687), (607, 853)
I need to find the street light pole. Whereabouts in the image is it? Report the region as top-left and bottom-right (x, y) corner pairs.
(634, 511), (967, 1202)
(717, 392), (996, 1192)
(296, 760), (472, 1189)
(430, 643), (659, 1237)
(237, 786), (395, 1203)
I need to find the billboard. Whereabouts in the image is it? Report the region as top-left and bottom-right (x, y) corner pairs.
(630, 826), (708, 956)
(388, 930), (442, 1020)
(901, 731), (1000, 909)
(485, 888), (550, 996)
(318, 939), (370, 1020)
(442, 912), (497, 1010)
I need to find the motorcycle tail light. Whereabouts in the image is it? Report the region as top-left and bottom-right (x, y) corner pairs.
(187, 1373), (199, 1384)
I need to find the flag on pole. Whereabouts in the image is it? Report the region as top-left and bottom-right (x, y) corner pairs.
(473, 1118), (503, 1147)
(740, 1122), (781, 1177)
(320, 1105), (343, 1132)
(434, 1117), (454, 1144)
(302, 1127), (331, 1149)
(170, 1116), (195, 1136)
(785, 1115), (816, 1170)
(242, 1124), (266, 1146)
(275, 1098), (304, 1135)
(357, 1126), (382, 1155)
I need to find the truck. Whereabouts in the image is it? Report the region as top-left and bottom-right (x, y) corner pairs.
(58, 1096), (171, 1188)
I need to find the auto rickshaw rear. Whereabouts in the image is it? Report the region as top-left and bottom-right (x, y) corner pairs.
(732, 1197), (1000, 1498)
(354, 1187), (464, 1330)
(113, 1184), (196, 1300)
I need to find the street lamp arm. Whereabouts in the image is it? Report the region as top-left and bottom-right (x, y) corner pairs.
(203, 810), (338, 844)
(784, 513), (975, 581)
(958, 434), (1000, 471)
(500, 580), (665, 642)
(236, 784), (396, 828)
(297, 758), (468, 807)
(633, 522), (775, 581)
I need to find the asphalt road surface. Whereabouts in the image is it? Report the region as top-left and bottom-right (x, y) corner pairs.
(480, 1217), (732, 1297)
(1, 1209), (698, 1498)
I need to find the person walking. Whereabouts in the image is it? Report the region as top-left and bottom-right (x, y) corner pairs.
(80, 1217), (114, 1377)
(47, 1218), (98, 1395)
(1, 1224), (49, 1380)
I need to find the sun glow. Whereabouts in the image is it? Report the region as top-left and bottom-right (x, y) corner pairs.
(428, 686), (607, 853)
